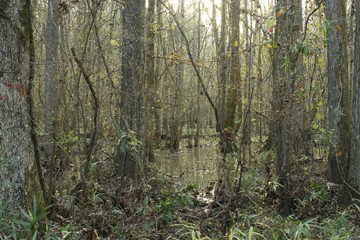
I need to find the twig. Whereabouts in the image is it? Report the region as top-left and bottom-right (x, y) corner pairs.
(159, 0), (223, 136)
(26, 0), (47, 203)
(71, 47), (99, 180)
(302, 0), (324, 42)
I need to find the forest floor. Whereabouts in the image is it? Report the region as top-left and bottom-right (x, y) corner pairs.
(2, 138), (360, 239)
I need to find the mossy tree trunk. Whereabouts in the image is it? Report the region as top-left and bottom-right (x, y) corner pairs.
(144, 0), (156, 161)
(348, 0), (360, 198)
(218, 0), (228, 133)
(324, 0), (351, 184)
(222, 0), (241, 154)
(271, 0), (302, 215)
(117, 0), (145, 179)
(169, 0), (185, 152)
(0, 0), (43, 213)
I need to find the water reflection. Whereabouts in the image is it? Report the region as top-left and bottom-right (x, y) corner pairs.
(156, 146), (220, 190)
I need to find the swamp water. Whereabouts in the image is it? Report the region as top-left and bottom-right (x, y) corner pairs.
(156, 143), (220, 191)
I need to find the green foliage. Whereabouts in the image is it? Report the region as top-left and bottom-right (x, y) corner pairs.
(306, 100), (335, 146)
(17, 196), (49, 240)
(295, 40), (321, 57)
(265, 18), (276, 29)
(229, 226), (266, 240)
(158, 184), (195, 221)
(0, 197), (78, 240)
(315, 127), (334, 146)
(45, 223), (80, 240)
(0, 146), (7, 166)
(0, 202), (17, 239)
(113, 222), (128, 239)
(320, 211), (351, 239)
(0, 146), (5, 158)
(179, 210), (354, 240)
(309, 179), (331, 203)
(285, 217), (319, 240)
(136, 196), (151, 215)
(173, 223), (212, 240)
(118, 130), (141, 154)
(57, 224), (73, 240)
(64, 131), (79, 143)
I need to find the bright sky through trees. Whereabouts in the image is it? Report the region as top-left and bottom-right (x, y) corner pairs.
(172, 0), (273, 26)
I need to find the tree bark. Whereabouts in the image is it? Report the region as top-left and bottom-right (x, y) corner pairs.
(218, 0), (228, 130)
(272, 0), (302, 215)
(117, 0), (145, 179)
(169, 0), (185, 152)
(224, 0), (241, 144)
(348, 0), (360, 198)
(194, 1), (202, 147)
(324, 0), (351, 184)
(144, 0), (156, 161)
(0, 0), (43, 213)
(154, 0), (163, 149)
(44, 0), (60, 203)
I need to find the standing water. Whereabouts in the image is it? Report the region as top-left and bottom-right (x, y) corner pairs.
(156, 143), (220, 190)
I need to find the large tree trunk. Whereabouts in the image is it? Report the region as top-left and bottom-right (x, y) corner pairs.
(117, 0), (145, 179)
(0, 0), (43, 212)
(272, 0), (302, 215)
(348, 0), (360, 198)
(324, 0), (351, 184)
(223, 0), (241, 153)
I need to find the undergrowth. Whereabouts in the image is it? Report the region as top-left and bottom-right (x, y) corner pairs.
(0, 144), (359, 239)
(1, 175), (358, 239)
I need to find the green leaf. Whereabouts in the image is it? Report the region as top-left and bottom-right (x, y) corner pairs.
(164, 211), (173, 220)
(307, 103), (314, 112)
(110, 39), (119, 46)
(312, 123), (319, 130)
(17, 220), (32, 228)
(265, 18), (276, 28)
(20, 209), (32, 221)
(143, 196), (149, 206)
(277, 8), (286, 18)
(315, 112), (321, 121)
(32, 231), (38, 240)
(248, 226), (254, 239)
(0, 147), (6, 157)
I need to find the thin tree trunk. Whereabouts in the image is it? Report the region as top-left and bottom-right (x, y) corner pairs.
(154, 0), (163, 149)
(194, 1), (202, 147)
(144, 0), (156, 161)
(218, 0), (228, 131)
(242, 0), (252, 145)
(44, 0), (60, 203)
(169, 0), (185, 152)
(348, 0), (360, 199)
